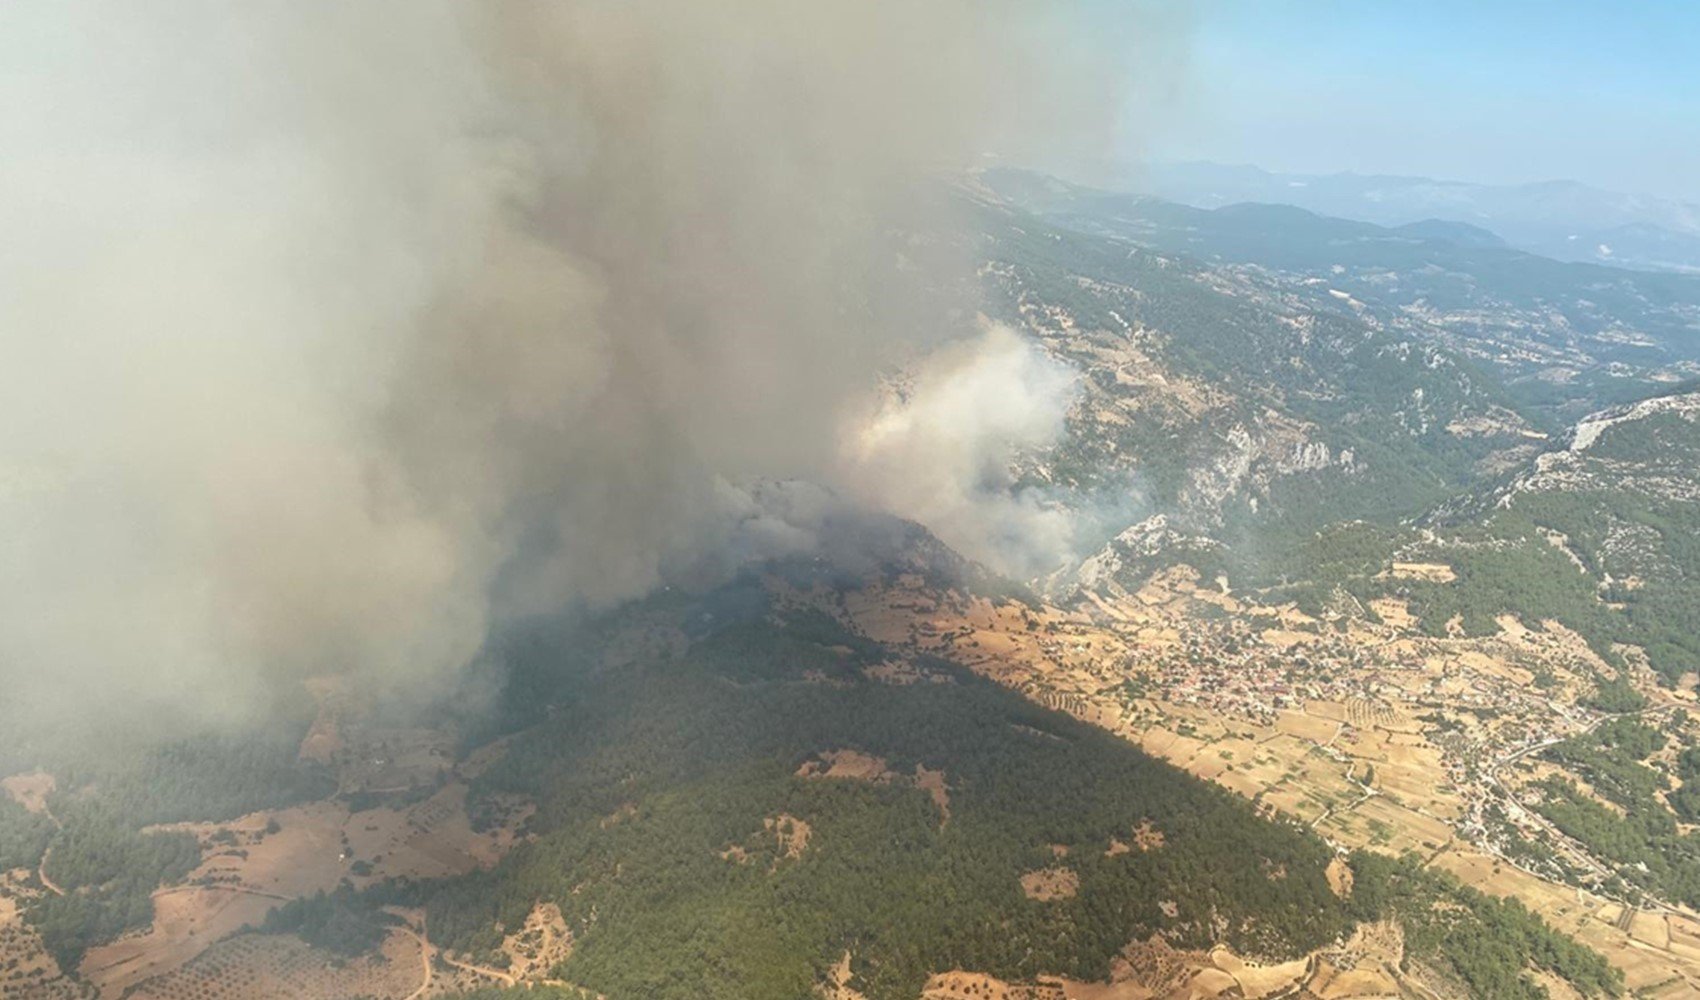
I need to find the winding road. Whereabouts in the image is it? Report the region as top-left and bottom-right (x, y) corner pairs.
(397, 911), (519, 1000)
(37, 845), (66, 896)
(397, 924), (434, 1000)
(36, 797), (66, 896)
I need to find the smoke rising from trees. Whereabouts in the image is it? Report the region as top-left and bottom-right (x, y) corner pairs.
(0, 1), (1183, 730)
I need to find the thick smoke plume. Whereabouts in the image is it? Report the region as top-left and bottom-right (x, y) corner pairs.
(0, 1), (1165, 731)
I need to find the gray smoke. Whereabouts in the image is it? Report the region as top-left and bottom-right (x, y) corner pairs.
(0, 1), (1181, 730)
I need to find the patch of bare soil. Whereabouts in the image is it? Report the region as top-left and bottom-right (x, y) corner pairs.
(1368, 597), (1418, 630)
(500, 902), (573, 982)
(599, 801), (638, 829)
(1020, 868), (1080, 902)
(818, 950), (870, 1000)
(861, 660), (952, 686)
(1108, 820), (1167, 858)
(796, 750), (895, 783)
(1385, 562), (1457, 583)
(921, 970), (1066, 999)
(202, 781), (523, 898)
(767, 814), (812, 861)
(1207, 946), (1310, 999)
(81, 888), (280, 999)
(797, 751), (951, 825)
(1112, 935), (1324, 999)
(1, 771), (56, 815)
(913, 765), (951, 824)
(1046, 980), (1151, 1000)
(725, 814), (814, 869)
(1326, 857), (1354, 899)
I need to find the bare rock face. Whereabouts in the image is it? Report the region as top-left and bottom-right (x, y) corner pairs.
(1499, 390), (1700, 506)
(1054, 515), (1225, 601)
(1569, 390), (1700, 453)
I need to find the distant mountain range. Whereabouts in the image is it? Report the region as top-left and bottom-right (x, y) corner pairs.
(980, 168), (1700, 404)
(1130, 161), (1700, 275)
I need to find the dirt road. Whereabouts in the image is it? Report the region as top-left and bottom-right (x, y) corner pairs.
(401, 914), (518, 999)
(38, 845), (66, 896)
(398, 925), (433, 1000)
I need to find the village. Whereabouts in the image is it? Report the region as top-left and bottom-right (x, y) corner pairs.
(838, 562), (1700, 996)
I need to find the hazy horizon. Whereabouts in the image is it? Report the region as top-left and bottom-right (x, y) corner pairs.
(1145, 1), (1700, 204)
(1139, 157), (1700, 205)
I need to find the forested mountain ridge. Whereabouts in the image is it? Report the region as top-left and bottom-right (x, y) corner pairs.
(980, 168), (1700, 427)
(1391, 388), (1700, 684)
(949, 175), (1700, 676)
(1129, 160), (1700, 277)
(959, 189), (1542, 565)
(416, 600), (1355, 999)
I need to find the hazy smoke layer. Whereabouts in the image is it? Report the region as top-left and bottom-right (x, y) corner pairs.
(0, 1), (1163, 729)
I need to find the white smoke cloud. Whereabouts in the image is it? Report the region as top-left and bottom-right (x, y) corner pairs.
(843, 324), (1081, 579)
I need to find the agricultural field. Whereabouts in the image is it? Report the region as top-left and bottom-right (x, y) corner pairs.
(0, 878), (85, 999)
(837, 561), (1700, 995)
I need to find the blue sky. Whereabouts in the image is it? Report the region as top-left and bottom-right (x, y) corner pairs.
(1145, 1), (1700, 201)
